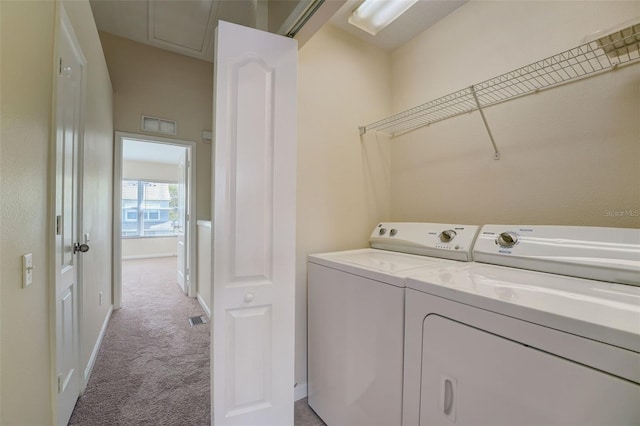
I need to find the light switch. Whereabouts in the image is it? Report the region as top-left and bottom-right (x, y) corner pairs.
(23, 253), (34, 288)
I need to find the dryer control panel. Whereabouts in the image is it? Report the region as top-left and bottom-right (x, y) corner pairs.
(474, 225), (640, 286)
(369, 222), (480, 261)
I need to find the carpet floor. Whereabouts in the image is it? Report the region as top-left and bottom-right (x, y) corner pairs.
(69, 257), (210, 426)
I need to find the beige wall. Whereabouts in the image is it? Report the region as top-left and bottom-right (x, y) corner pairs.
(0, 2), (56, 423)
(0, 0), (113, 424)
(390, 1), (640, 228)
(99, 32), (213, 221)
(296, 24), (391, 388)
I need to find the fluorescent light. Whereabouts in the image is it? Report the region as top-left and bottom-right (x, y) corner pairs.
(348, 0), (419, 36)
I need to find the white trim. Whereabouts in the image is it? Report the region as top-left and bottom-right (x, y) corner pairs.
(113, 131), (198, 310)
(113, 135), (123, 310)
(197, 294), (211, 318)
(294, 382), (308, 401)
(122, 253), (177, 260)
(83, 306), (113, 382)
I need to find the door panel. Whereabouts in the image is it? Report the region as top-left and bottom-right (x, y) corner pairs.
(232, 59), (273, 282)
(55, 6), (84, 425)
(225, 306), (272, 414)
(213, 21), (297, 425)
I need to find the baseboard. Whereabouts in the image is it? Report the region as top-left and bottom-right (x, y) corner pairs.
(294, 381), (308, 401)
(122, 253), (177, 260)
(84, 305), (113, 382)
(197, 293), (211, 318)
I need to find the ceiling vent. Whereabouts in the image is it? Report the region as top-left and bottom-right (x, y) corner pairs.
(141, 115), (177, 135)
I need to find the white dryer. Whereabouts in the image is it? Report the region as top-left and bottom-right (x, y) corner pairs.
(403, 225), (640, 426)
(308, 222), (480, 426)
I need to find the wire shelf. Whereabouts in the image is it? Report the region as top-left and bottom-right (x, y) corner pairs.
(360, 22), (640, 138)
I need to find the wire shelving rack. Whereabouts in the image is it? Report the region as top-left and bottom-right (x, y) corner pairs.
(359, 21), (640, 159)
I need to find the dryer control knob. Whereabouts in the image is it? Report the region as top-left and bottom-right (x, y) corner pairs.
(497, 232), (518, 248)
(379, 228), (387, 236)
(439, 230), (457, 242)
(390, 229), (398, 237)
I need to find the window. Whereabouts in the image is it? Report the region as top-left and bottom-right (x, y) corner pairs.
(121, 180), (180, 237)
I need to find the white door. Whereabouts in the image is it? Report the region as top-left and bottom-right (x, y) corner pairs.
(54, 6), (85, 426)
(212, 21), (297, 425)
(176, 148), (188, 294)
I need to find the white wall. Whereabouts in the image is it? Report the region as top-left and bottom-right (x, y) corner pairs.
(390, 1), (640, 228)
(0, 0), (113, 423)
(122, 237), (177, 259)
(123, 159), (180, 182)
(296, 24), (391, 391)
(196, 222), (211, 316)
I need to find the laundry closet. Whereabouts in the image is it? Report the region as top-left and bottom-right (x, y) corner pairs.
(297, 1), (639, 424)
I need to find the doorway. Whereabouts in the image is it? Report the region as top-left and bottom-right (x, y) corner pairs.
(113, 132), (197, 309)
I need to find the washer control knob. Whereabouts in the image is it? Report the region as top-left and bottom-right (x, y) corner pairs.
(389, 229), (398, 237)
(439, 229), (457, 242)
(379, 228), (387, 236)
(497, 232), (518, 248)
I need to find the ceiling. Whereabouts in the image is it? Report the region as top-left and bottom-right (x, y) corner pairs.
(90, 0), (255, 62)
(90, 0), (467, 61)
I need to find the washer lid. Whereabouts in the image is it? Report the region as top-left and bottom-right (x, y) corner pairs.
(308, 248), (454, 287)
(406, 262), (640, 352)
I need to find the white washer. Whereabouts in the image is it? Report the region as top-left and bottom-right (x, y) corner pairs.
(308, 222), (480, 426)
(403, 225), (640, 426)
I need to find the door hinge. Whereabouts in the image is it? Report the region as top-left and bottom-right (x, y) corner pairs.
(56, 215), (62, 235)
(59, 57), (62, 75)
(57, 374), (63, 393)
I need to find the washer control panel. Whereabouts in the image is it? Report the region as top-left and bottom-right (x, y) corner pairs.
(369, 223), (480, 261)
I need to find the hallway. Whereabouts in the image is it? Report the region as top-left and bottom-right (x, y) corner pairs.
(69, 257), (210, 425)
(69, 257), (325, 425)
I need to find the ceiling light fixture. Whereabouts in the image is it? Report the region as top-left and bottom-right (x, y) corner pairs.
(348, 0), (419, 36)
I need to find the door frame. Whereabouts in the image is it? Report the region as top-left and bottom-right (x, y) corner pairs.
(49, 2), (87, 421)
(113, 131), (197, 309)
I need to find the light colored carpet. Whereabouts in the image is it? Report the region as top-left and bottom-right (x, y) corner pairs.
(69, 257), (210, 425)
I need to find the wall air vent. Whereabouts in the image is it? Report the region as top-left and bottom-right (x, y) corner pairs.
(141, 115), (177, 135)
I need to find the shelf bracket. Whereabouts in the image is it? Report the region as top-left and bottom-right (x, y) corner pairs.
(470, 85), (500, 160)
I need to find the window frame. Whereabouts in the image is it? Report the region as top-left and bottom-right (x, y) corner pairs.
(121, 179), (179, 239)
